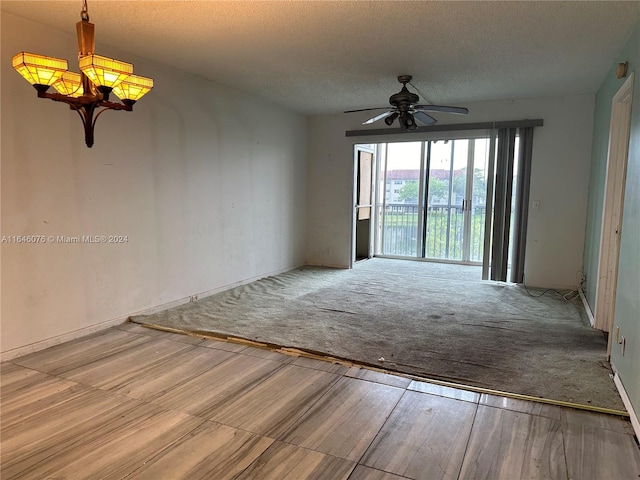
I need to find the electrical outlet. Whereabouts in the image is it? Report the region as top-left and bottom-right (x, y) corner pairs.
(190, 295), (199, 302)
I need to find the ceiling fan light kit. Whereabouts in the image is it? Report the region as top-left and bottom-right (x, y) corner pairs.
(12, 0), (154, 148)
(345, 75), (469, 131)
(384, 112), (399, 126)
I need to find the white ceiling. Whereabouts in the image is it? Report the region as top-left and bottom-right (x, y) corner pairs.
(3, 1), (640, 115)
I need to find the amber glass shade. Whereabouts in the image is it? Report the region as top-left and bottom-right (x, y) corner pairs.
(12, 52), (68, 86)
(79, 54), (133, 89)
(112, 74), (154, 102)
(52, 71), (84, 97)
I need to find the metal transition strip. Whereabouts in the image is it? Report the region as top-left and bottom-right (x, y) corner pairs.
(134, 321), (629, 418)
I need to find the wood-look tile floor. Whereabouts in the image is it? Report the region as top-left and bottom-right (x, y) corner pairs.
(2, 323), (639, 480)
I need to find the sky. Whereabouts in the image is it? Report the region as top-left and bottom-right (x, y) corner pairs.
(384, 139), (475, 172)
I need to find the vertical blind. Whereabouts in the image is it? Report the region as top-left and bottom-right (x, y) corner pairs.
(489, 126), (535, 283)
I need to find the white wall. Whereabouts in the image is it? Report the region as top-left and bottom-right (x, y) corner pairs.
(307, 95), (594, 289)
(1, 13), (307, 355)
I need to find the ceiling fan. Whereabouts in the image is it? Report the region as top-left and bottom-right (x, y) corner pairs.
(345, 75), (469, 131)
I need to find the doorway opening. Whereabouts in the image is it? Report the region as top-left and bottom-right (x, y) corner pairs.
(353, 145), (376, 263)
(594, 73), (634, 354)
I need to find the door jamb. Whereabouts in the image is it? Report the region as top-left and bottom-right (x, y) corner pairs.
(594, 73), (634, 355)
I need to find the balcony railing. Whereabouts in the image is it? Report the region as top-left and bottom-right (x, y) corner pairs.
(381, 203), (486, 261)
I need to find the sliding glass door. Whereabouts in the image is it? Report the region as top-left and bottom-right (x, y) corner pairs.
(377, 137), (490, 264)
(425, 138), (489, 262)
(379, 142), (424, 256)
(425, 139), (467, 261)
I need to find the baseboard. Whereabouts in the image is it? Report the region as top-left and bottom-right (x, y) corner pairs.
(578, 286), (595, 327)
(0, 263), (305, 362)
(130, 263), (306, 317)
(162, 263), (306, 306)
(305, 262), (350, 269)
(613, 371), (640, 438)
(0, 315), (128, 362)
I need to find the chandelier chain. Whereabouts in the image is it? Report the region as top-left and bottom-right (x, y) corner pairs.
(81, 0), (89, 21)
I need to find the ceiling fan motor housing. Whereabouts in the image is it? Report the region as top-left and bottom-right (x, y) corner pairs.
(389, 86), (419, 111)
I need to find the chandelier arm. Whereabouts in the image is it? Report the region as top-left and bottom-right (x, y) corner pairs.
(92, 106), (114, 128)
(37, 90), (82, 105)
(71, 104), (85, 124)
(65, 103), (95, 148)
(87, 105), (126, 146)
(97, 100), (133, 111)
(37, 90), (132, 111)
(35, 89), (133, 148)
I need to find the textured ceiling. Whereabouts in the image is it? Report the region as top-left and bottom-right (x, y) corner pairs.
(3, 1), (640, 114)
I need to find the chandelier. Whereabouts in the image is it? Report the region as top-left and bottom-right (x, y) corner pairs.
(12, 0), (154, 148)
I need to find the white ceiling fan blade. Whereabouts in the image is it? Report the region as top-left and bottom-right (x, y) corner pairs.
(414, 111), (437, 125)
(363, 111), (395, 124)
(414, 105), (469, 115)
